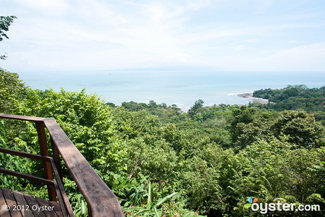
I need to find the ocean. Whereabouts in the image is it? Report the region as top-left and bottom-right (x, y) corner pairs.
(20, 71), (325, 111)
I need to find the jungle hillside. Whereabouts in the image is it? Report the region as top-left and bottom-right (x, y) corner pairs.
(1, 69), (325, 216)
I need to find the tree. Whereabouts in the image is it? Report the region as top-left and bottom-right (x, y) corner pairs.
(0, 15), (17, 60)
(0, 69), (27, 113)
(272, 110), (325, 148)
(188, 99), (204, 118)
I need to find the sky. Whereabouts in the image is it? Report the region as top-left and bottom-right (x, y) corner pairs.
(1, 0), (325, 74)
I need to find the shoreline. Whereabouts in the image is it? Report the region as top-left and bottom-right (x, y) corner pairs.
(237, 93), (269, 104)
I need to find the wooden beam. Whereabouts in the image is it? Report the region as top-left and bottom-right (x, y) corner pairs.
(0, 167), (55, 186)
(45, 119), (124, 217)
(50, 159), (73, 217)
(12, 191), (34, 217)
(35, 197), (56, 217)
(0, 188), (10, 217)
(0, 147), (51, 162)
(2, 188), (22, 217)
(0, 113), (48, 122)
(51, 138), (63, 180)
(23, 194), (46, 217)
(0, 114), (124, 217)
(35, 122), (57, 202)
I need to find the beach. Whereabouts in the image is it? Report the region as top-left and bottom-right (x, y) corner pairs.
(238, 93), (269, 104)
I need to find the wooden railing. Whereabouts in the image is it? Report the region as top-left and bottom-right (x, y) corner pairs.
(0, 113), (124, 217)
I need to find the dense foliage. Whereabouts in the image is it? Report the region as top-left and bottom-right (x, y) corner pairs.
(253, 85), (325, 125)
(1, 69), (324, 216)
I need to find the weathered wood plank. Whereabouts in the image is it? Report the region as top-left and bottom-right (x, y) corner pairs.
(0, 188), (63, 217)
(35, 197), (56, 217)
(12, 191), (33, 217)
(2, 188), (22, 217)
(0, 188), (11, 217)
(51, 139), (63, 180)
(45, 119), (124, 217)
(23, 194), (45, 217)
(48, 201), (63, 217)
(0, 113), (124, 217)
(50, 160), (71, 217)
(36, 122), (56, 202)
(0, 147), (51, 162)
(0, 113), (48, 122)
(0, 167), (55, 186)
(52, 185), (68, 217)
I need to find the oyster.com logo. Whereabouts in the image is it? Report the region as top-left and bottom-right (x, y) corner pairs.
(244, 197), (258, 209)
(244, 196), (320, 214)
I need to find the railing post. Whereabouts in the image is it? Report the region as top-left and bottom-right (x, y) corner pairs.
(51, 137), (63, 181)
(88, 204), (93, 217)
(35, 121), (57, 201)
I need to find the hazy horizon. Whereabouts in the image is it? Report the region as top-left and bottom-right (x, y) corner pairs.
(19, 70), (325, 110)
(1, 0), (324, 109)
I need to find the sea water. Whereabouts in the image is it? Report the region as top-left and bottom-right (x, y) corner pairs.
(19, 71), (325, 111)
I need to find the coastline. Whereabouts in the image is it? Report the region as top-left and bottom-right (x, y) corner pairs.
(238, 93), (269, 104)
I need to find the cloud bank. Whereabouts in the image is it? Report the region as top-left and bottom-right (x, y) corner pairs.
(1, 0), (325, 73)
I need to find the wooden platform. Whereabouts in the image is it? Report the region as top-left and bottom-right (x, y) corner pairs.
(0, 188), (63, 217)
(0, 113), (124, 217)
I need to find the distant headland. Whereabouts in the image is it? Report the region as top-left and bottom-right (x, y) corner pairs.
(238, 93), (269, 104)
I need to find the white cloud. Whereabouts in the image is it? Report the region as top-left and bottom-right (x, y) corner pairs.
(200, 42), (325, 72)
(256, 42), (325, 71)
(1, 0), (324, 73)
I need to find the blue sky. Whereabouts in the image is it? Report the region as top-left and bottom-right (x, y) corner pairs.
(1, 0), (325, 73)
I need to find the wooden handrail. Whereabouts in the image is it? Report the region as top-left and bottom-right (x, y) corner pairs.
(0, 113), (124, 217)
(0, 113), (48, 122)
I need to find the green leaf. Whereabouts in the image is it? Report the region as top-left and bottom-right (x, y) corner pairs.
(155, 192), (178, 208)
(147, 181), (152, 209)
(154, 207), (160, 217)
